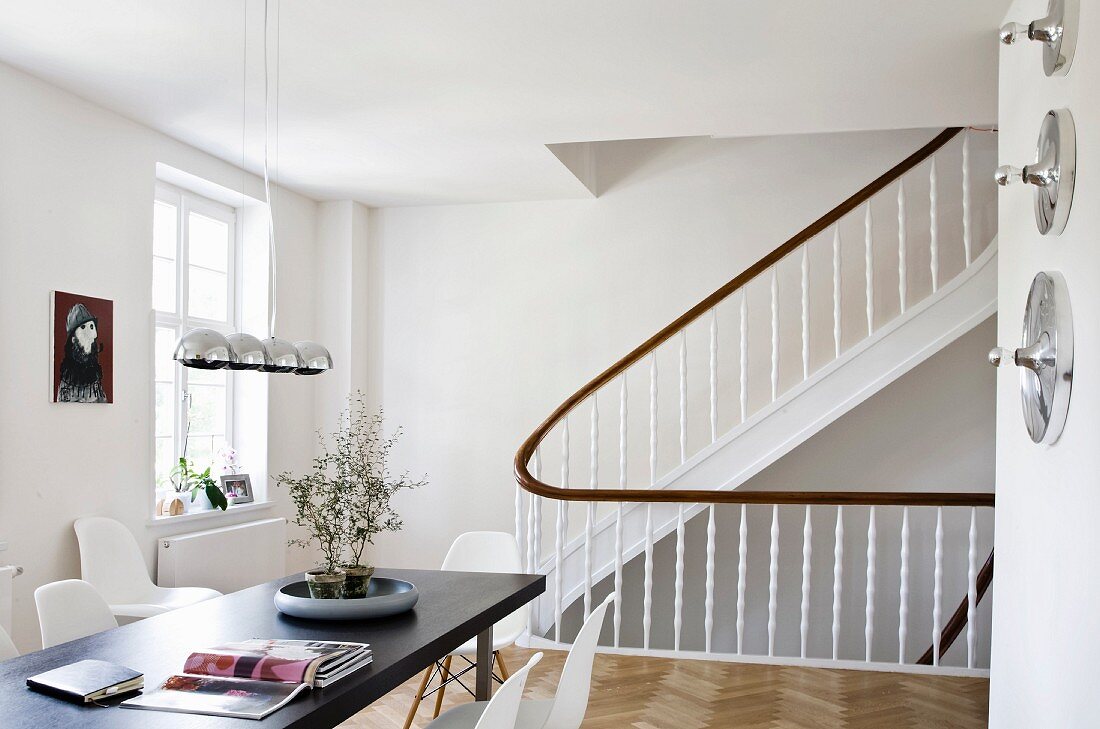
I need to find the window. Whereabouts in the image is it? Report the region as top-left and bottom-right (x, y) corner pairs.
(153, 184), (238, 492)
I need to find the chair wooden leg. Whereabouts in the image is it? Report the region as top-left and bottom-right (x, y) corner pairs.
(403, 666), (433, 729)
(495, 651), (511, 680)
(432, 656), (453, 718)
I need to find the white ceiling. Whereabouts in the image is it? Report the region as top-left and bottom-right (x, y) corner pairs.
(0, 1), (1009, 206)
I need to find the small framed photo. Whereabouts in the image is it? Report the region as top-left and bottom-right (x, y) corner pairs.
(219, 474), (254, 505)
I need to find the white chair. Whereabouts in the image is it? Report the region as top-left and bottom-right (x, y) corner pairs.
(34, 579), (118, 648)
(406, 532), (527, 728)
(426, 652), (542, 729)
(0, 624), (18, 660)
(424, 592), (614, 729)
(74, 516), (221, 620)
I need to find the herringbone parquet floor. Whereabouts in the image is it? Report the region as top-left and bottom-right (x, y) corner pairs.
(340, 647), (989, 729)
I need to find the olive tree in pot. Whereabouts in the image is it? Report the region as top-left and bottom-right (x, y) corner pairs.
(277, 459), (350, 599)
(335, 395), (427, 598)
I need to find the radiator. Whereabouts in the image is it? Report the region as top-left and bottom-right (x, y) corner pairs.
(157, 518), (287, 594)
(0, 565), (22, 636)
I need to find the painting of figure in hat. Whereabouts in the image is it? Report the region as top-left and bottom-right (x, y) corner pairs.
(52, 291), (113, 403)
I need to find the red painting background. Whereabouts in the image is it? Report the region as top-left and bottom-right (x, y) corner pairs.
(52, 290), (114, 403)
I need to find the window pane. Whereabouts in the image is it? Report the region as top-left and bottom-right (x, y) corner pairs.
(154, 201), (177, 259)
(188, 267), (228, 321)
(187, 384), (226, 435)
(189, 212), (230, 272)
(155, 436), (176, 489)
(185, 435), (220, 474)
(155, 327), (177, 382)
(187, 367), (225, 386)
(155, 383), (174, 437)
(153, 257), (177, 313)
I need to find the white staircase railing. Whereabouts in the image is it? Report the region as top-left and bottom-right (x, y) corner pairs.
(513, 127), (997, 675)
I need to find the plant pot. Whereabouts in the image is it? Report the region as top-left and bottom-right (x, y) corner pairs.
(191, 488), (214, 512)
(342, 565), (375, 599)
(305, 569), (346, 599)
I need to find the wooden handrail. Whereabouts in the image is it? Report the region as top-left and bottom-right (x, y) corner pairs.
(917, 548), (995, 666)
(514, 127), (972, 504)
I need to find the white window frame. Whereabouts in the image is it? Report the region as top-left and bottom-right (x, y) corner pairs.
(153, 182), (238, 496)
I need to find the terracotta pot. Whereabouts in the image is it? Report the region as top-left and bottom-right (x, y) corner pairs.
(305, 569), (346, 599)
(342, 565), (375, 599)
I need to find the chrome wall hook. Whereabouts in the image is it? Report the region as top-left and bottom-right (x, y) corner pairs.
(989, 272), (1073, 445)
(995, 108), (1075, 236)
(1000, 0), (1078, 76)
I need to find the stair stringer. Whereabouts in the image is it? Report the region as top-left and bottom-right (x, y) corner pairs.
(532, 239), (998, 636)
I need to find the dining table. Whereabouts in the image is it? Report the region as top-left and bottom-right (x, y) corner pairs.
(0, 567), (545, 728)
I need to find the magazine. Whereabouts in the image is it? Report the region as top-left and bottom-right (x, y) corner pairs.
(121, 639), (373, 719)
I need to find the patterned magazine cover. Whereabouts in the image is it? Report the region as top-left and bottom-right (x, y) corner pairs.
(183, 646), (341, 685)
(121, 674), (310, 720)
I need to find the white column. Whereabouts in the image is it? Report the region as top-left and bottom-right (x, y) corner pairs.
(932, 506), (944, 666)
(898, 506), (910, 664)
(962, 130), (972, 265)
(737, 503), (748, 655)
(865, 506), (877, 662)
(674, 504), (686, 651)
(615, 375), (626, 646)
(967, 507), (978, 668)
(767, 504), (779, 657)
(705, 504), (717, 653)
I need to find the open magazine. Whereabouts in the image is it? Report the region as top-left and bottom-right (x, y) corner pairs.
(121, 639), (372, 720)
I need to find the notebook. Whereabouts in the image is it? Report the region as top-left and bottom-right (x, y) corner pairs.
(27, 659), (144, 704)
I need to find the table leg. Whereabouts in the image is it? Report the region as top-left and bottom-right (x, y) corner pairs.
(475, 625), (493, 701)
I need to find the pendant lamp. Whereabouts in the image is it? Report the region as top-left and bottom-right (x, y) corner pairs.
(173, 0), (332, 376)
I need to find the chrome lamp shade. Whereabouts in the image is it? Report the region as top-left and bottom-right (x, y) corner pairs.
(173, 328), (237, 370)
(225, 333), (271, 371)
(261, 337), (303, 373)
(294, 341), (334, 375)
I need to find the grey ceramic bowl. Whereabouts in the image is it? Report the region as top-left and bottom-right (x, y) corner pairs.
(274, 577), (418, 620)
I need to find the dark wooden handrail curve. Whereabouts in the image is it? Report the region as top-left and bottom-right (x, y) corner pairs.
(918, 548), (995, 666)
(514, 127), (981, 505)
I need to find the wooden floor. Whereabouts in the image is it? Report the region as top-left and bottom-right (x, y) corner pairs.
(341, 647), (989, 729)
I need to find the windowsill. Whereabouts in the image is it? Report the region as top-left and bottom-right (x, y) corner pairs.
(147, 500), (275, 529)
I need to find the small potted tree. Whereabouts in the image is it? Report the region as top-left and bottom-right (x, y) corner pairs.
(334, 395), (426, 598)
(277, 461), (349, 599)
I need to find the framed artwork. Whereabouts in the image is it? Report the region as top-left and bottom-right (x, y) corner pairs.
(219, 474), (254, 505)
(51, 290), (113, 403)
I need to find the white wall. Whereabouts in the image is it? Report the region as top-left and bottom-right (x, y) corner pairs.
(365, 127), (998, 575)
(0, 62), (323, 652)
(990, 1), (1100, 725)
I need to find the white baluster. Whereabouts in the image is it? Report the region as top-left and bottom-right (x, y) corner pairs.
(710, 308), (718, 442)
(833, 225), (842, 358)
(705, 504), (716, 653)
(515, 481), (525, 572)
(832, 506), (844, 660)
(800, 504), (812, 659)
(898, 506), (909, 664)
(930, 156), (939, 293)
(737, 503), (748, 654)
(801, 244), (810, 380)
(898, 179), (907, 314)
(740, 291), (748, 422)
(865, 506), (877, 662)
(643, 504), (654, 650)
(562, 417), (570, 489)
(615, 375), (626, 646)
(932, 506), (944, 666)
(962, 130), (972, 265)
(585, 398), (597, 619)
(532, 447), (542, 574)
(554, 498), (564, 643)
(768, 504), (779, 657)
(679, 330), (687, 464)
(645, 354), (657, 650)
(865, 203), (874, 336)
(650, 353), (658, 485)
(771, 266), (779, 401)
(967, 507), (978, 669)
(674, 504), (686, 651)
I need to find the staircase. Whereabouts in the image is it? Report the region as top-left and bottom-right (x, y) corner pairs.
(513, 128), (998, 675)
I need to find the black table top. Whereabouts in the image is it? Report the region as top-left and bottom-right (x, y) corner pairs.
(0, 568), (544, 728)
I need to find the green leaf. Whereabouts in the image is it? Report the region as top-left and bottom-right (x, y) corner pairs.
(207, 483), (229, 511)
